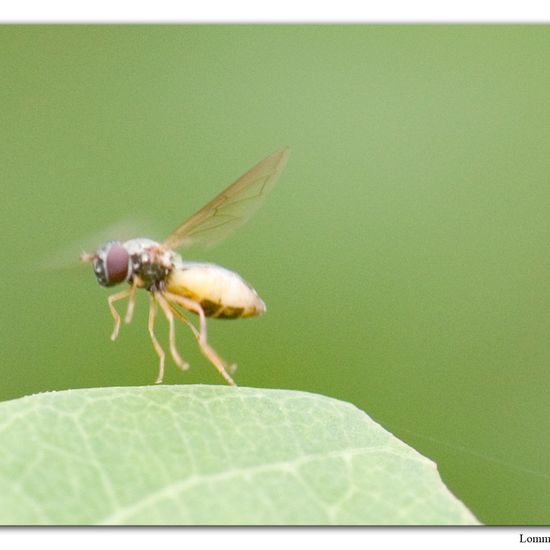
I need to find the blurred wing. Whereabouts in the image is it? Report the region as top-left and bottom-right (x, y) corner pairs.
(37, 217), (157, 272)
(163, 147), (290, 250)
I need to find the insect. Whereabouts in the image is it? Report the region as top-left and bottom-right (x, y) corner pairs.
(81, 148), (290, 386)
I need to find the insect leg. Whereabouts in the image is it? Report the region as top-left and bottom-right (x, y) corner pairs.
(164, 292), (237, 386)
(124, 280), (139, 324)
(147, 294), (166, 384)
(168, 304), (238, 377)
(107, 288), (133, 341)
(155, 292), (190, 372)
(167, 303), (200, 339)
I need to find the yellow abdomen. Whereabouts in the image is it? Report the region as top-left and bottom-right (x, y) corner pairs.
(166, 262), (266, 319)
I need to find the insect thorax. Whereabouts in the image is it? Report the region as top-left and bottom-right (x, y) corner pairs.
(124, 238), (178, 291)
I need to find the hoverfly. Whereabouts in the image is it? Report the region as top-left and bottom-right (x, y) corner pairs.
(81, 148), (290, 386)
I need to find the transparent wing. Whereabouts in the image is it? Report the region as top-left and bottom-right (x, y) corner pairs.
(163, 147), (290, 250)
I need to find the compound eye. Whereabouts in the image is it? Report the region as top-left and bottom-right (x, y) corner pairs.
(105, 243), (130, 285)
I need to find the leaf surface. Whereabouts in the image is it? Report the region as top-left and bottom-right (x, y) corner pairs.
(0, 386), (478, 525)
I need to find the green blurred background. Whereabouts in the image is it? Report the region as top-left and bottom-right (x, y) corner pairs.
(1, 25), (550, 525)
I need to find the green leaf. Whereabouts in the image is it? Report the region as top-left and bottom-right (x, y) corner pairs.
(0, 386), (478, 525)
